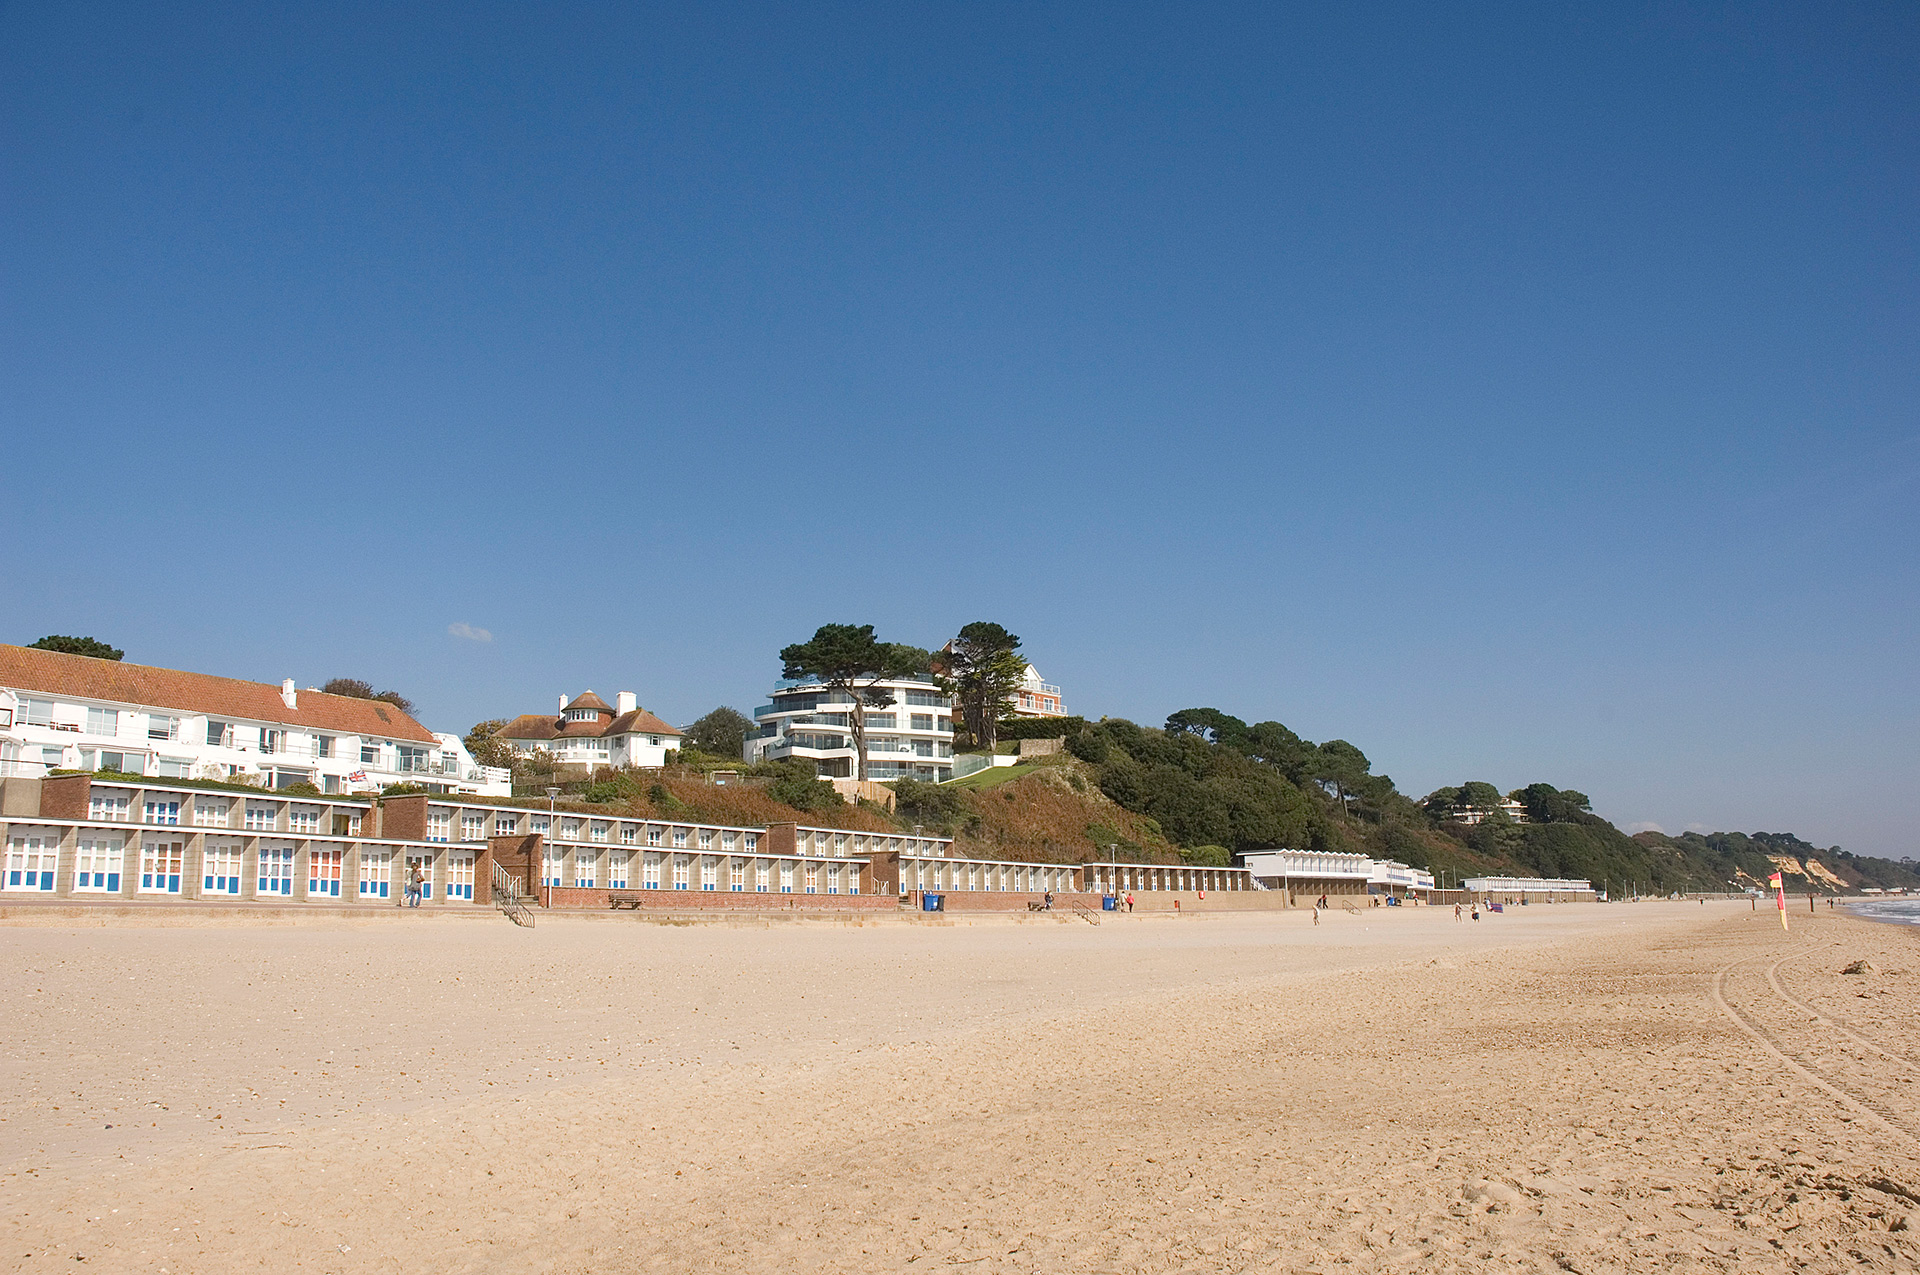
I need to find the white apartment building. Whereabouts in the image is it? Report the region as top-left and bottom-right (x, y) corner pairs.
(1450, 797), (1530, 825)
(492, 691), (683, 772)
(745, 675), (954, 781)
(0, 644), (508, 796)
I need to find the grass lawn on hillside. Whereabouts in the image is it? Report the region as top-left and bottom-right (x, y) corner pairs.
(945, 763), (1040, 791)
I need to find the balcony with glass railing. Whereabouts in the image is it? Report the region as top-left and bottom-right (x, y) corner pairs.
(772, 672), (938, 691)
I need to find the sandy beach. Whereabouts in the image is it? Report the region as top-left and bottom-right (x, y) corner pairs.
(2, 900), (1916, 1273)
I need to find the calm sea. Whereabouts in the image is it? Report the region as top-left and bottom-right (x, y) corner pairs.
(1846, 897), (1920, 927)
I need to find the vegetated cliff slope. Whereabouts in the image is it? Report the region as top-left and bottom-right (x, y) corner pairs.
(947, 762), (1177, 864)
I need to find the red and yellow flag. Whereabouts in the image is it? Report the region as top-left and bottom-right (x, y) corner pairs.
(1770, 872), (1788, 930)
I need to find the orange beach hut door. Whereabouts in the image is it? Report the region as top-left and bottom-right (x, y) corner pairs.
(139, 837), (183, 894)
(307, 847), (343, 898)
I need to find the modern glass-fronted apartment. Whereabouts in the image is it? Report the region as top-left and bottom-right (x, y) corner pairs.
(744, 675), (954, 781)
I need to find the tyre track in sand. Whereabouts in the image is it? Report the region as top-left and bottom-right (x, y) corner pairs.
(1712, 946), (1920, 1146)
(1766, 943), (1920, 1071)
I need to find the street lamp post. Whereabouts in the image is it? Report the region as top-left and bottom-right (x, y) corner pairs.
(545, 786), (561, 895)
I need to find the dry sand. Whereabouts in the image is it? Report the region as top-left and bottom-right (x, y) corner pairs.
(2, 900), (1916, 1273)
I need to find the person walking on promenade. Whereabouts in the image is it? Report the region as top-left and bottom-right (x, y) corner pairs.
(1124, 891), (1134, 913)
(407, 863), (424, 909)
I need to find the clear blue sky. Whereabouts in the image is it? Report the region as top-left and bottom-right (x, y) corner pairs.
(3, 3), (1914, 854)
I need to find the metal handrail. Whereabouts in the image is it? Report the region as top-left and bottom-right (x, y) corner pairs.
(491, 860), (536, 928)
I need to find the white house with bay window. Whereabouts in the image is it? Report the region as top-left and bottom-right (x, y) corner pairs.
(0, 644), (508, 796)
(490, 691), (684, 773)
(745, 675), (955, 781)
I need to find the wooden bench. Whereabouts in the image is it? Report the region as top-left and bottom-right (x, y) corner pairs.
(607, 891), (643, 910)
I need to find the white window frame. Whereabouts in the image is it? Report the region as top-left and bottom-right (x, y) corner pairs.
(89, 792), (131, 822)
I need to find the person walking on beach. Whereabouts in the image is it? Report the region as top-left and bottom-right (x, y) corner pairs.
(407, 863), (424, 908)
(1471, 903), (1480, 921)
(1312, 902), (1320, 927)
(1454, 902), (1463, 922)
(1124, 891), (1134, 913)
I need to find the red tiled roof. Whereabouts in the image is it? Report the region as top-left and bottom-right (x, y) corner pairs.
(494, 713), (565, 741)
(493, 707), (683, 741)
(607, 708), (682, 738)
(0, 644), (439, 743)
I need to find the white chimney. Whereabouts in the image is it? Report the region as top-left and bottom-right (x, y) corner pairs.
(616, 691), (638, 715)
(559, 693), (569, 712)
(281, 679), (298, 710)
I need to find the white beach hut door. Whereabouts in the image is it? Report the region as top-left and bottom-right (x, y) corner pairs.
(140, 838), (183, 894)
(359, 850), (391, 900)
(202, 840), (242, 896)
(74, 837), (124, 892)
(447, 852), (474, 901)
(4, 833), (58, 892)
(258, 842), (295, 896)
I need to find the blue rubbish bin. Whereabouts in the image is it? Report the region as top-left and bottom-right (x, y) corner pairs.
(922, 893), (944, 912)
(1101, 895), (1118, 911)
